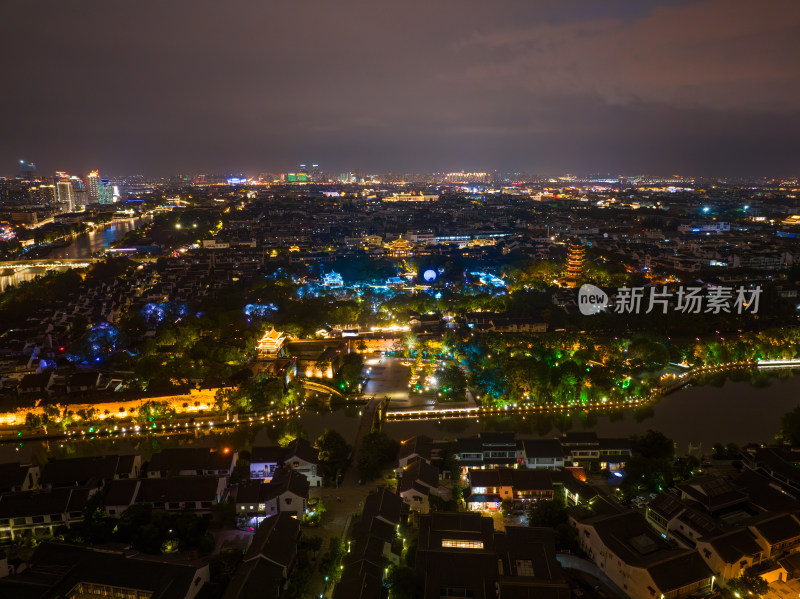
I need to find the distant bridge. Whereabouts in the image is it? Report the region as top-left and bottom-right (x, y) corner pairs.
(299, 379), (345, 398)
(757, 358), (800, 370)
(0, 259), (100, 269)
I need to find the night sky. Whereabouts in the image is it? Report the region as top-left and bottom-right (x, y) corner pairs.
(1, 0), (799, 177)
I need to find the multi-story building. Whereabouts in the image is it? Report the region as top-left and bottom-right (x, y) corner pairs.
(572, 508), (714, 599)
(414, 512), (571, 599)
(515, 439), (565, 470)
(466, 468), (554, 510)
(235, 468), (309, 526)
(86, 170), (101, 203)
(56, 178), (75, 212)
(249, 437), (322, 487)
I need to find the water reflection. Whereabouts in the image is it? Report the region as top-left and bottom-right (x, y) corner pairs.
(383, 370), (800, 453)
(0, 218), (150, 292)
(5, 371), (800, 461)
(47, 218), (145, 259)
(0, 267), (51, 293)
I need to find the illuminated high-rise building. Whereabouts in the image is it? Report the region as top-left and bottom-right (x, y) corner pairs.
(564, 240), (585, 288)
(71, 176), (86, 210)
(28, 184), (56, 206)
(18, 160), (36, 181)
(99, 178), (114, 203)
(87, 170), (101, 203)
(56, 178), (75, 212)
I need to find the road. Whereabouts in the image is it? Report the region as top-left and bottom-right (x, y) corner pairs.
(362, 356), (411, 402)
(305, 393), (392, 597)
(343, 396), (383, 486)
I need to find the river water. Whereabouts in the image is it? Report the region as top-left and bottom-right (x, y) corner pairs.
(47, 217), (143, 259)
(0, 266), (51, 293)
(383, 375), (800, 454)
(0, 218), (145, 291)
(4, 374), (799, 464)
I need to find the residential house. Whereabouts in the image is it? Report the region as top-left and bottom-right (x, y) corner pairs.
(516, 439), (565, 470)
(398, 459), (442, 513)
(695, 529), (765, 585)
(17, 371), (55, 395)
(40, 454), (141, 489)
(466, 468), (554, 511)
(741, 447), (800, 498)
(65, 371), (101, 393)
(332, 489), (407, 599)
(0, 487), (92, 542)
(676, 476), (750, 516)
(456, 432), (517, 474)
(146, 447), (237, 478)
(748, 513), (800, 559)
(571, 509), (714, 599)
(250, 437), (322, 487)
(645, 492), (725, 549)
(223, 513), (302, 599)
(397, 435), (434, 470)
(0, 542), (210, 599)
(560, 432), (632, 472)
(0, 462), (40, 493)
(122, 476), (226, 513)
(235, 469), (309, 527)
(414, 512), (570, 599)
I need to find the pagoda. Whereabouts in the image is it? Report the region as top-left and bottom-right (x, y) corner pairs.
(564, 240), (585, 288)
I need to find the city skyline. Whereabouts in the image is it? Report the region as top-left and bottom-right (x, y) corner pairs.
(1, 0), (798, 176)
(3, 160), (799, 183)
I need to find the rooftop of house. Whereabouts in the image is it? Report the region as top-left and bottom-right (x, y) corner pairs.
(135, 475), (221, 504)
(705, 529), (764, 564)
(31, 542), (206, 599)
(222, 559), (284, 599)
(646, 551), (713, 594)
(745, 447), (800, 486)
(236, 469), (310, 504)
(518, 439), (564, 459)
(495, 526), (564, 583)
(418, 512), (496, 554)
(146, 447), (235, 475)
(41, 454), (137, 487)
(469, 468), (553, 492)
(398, 459), (439, 494)
(575, 510), (693, 569)
(332, 560), (383, 599)
(0, 487), (90, 519)
(398, 435), (433, 462)
(734, 469), (800, 513)
(748, 513), (800, 545)
(102, 479), (140, 507)
(0, 462), (36, 490)
(350, 513), (396, 544)
(244, 512), (301, 566)
(361, 487), (406, 526)
(677, 476), (750, 512)
(250, 437), (319, 466)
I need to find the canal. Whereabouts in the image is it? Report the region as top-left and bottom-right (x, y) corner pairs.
(5, 371), (800, 464)
(382, 373), (800, 454)
(46, 217), (145, 259)
(0, 217), (148, 291)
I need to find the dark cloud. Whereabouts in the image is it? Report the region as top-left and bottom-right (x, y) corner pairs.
(1, 0), (798, 176)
